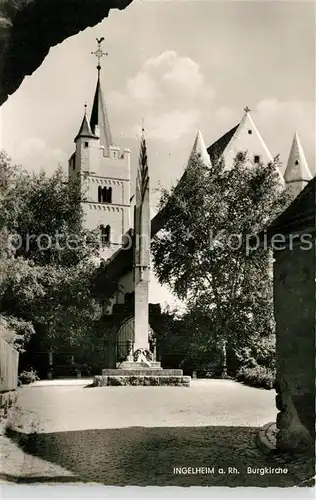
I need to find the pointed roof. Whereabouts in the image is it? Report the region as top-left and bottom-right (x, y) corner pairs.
(190, 130), (212, 166)
(284, 132), (313, 183)
(210, 108), (284, 184)
(74, 112), (96, 142)
(90, 74), (113, 148)
(222, 109), (274, 163)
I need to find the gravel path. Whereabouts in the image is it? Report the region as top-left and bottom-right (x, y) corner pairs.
(0, 379), (310, 486)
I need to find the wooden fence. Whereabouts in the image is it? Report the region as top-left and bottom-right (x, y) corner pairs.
(0, 337), (19, 392)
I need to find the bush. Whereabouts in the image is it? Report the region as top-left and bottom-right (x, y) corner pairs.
(19, 368), (39, 385)
(233, 334), (276, 374)
(236, 365), (275, 390)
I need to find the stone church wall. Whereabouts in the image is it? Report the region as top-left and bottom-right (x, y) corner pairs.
(274, 243), (315, 452)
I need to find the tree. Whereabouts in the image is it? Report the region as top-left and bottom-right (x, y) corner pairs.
(0, 255), (118, 360)
(0, 153), (116, 370)
(0, 314), (34, 352)
(0, 159), (100, 266)
(152, 152), (292, 375)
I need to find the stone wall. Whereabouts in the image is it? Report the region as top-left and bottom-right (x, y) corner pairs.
(0, 0), (133, 105)
(274, 242), (315, 452)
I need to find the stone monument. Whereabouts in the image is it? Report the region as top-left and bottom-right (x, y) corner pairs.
(94, 129), (190, 387)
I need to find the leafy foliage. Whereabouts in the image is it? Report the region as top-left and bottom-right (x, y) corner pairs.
(152, 152), (292, 371)
(0, 153), (116, 359)
(236, 365), (275, 390)
(19, 368), (40, 385)
(0, 163), (100, 266)
(0, 314), (35, 352)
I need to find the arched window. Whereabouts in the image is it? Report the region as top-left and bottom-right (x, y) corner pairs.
(100, 186), (113, 203)
(100, 224), (111, 245)
(102, 186), (108, 203)
(98, 186), (102, 203)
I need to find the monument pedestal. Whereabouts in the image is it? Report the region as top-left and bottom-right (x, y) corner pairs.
(93, 360), (190, 387)
(93, 135), (191, 388)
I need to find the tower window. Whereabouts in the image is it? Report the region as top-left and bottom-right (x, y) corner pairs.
(98, 186), (113, 203)
(100, 224), (110, 245)
(254, 155), (260, 164)
(295, 160), (299, 165)
(248, 129), (252, 134)
(107, 187), (112, 203)
(84, 142), (89, 148)
(102, 186), (112, 203)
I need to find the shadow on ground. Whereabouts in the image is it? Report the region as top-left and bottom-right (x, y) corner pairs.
(5, 426), (307, 486)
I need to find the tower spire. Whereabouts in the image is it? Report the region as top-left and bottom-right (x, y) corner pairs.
(90, 38), (113, 149)
(74, 104), (96, 142)
(284, 132), (313, 197)
(189, 130), (211, 166)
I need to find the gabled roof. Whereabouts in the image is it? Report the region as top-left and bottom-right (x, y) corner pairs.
(223, 110), (274, 163)
(207, 124), (239, 164)
(284, 132), (313, 183)
(100, 113), (292, 280)
(90, 74), (113, 148)
(74, 113), (97, 142)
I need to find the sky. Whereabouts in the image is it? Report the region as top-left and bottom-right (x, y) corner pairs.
(0, 0), (315, 306)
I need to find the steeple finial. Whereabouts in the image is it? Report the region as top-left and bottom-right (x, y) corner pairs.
(91, 37), (108, 75)
(90, 37), (113, 148)
(244, 106), (251, 113)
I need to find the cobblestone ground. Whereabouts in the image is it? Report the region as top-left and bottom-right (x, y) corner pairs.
(0, 380), (313, 486)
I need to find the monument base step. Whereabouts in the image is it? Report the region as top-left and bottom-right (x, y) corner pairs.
(93, 374), (191, 387)
(116, 361), (162, 370)
(102, 368), (183, 376)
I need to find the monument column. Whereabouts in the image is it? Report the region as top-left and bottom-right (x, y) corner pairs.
(133, 127), (150, 352)
(93, 126), (190, 385)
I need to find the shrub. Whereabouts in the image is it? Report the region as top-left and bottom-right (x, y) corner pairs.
(233, 334), (276, 373)
(236, 365), (275, 390)
(19, 368), (39, 385)
(0, 315), (34, 353)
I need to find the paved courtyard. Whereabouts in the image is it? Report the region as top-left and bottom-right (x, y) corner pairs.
(0, 379), (309, 486)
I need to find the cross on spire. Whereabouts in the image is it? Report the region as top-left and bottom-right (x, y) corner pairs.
(91, 37), (108, 74)
(244, 106), (251, 113)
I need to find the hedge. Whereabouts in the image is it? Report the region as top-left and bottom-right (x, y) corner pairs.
(236, 365), (275, 390)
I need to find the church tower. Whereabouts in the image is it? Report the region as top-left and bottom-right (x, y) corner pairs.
(68, 39), (131, 259)
(190, 130), (212, 166)
(284, 132), (313, 199)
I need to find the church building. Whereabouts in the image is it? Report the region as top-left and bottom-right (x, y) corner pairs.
(68, 46), (132, 261)
(67, 40), (314, 369)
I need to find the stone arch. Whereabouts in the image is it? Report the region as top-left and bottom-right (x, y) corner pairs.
(0, 1), (133, 106)
(116, 316), (135, 362)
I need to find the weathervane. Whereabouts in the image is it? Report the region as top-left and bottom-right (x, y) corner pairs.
(91, 37), (108, 73)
